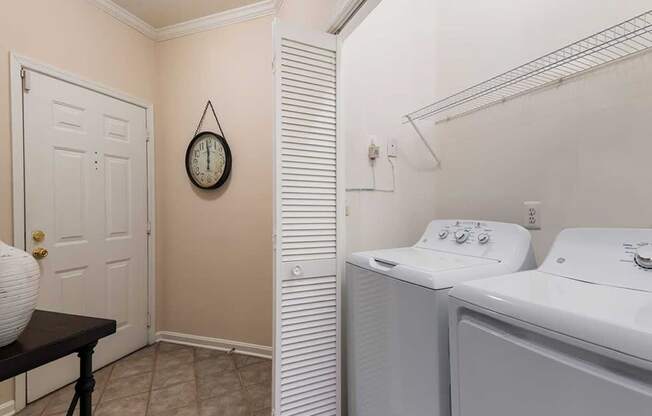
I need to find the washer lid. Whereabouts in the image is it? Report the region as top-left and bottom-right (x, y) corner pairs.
(348, 247), (500, 289)
(451, 271), (652, 363)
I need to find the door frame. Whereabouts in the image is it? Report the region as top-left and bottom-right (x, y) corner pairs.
(8, 53), (157, 410)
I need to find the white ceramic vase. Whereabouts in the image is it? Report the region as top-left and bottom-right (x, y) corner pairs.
(0, 241), (40, 347)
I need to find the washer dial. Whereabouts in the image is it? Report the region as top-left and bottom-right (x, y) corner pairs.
(478, 233), (490, 245)
(454, 230), (470, 244)
(635, 246), (652, 269)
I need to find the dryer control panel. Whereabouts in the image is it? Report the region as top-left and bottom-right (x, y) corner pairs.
(415, 220), (535, 269)
(541, 228), (652, 293)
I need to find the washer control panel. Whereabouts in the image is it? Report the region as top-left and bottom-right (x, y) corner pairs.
(431, 221), (494, 245)
(541, 228), (652, 293)
(416, 220), (534, 264)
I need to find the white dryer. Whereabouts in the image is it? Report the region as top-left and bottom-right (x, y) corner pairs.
(346, 220), (535, 416)
(449, 228), (652, 416)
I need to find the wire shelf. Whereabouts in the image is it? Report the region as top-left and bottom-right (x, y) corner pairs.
(405, 10), (652, 124)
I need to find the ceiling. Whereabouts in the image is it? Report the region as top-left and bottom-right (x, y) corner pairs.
(112, 0), (262, 28)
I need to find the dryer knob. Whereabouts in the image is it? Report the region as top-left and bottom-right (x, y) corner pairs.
(635, 246), (652, 269)
(438, 230), (449, 239)
(454, 230), (469, 244)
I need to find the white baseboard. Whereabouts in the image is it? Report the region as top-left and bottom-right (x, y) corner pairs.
(0, 400), (15, 416)
(155, 331), (272, 359)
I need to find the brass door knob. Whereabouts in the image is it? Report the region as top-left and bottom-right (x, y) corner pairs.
(32, 247), (48, 259)
(32, 230), (46, 242)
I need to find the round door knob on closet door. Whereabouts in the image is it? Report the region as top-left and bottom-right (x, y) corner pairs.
(454, 230), (469, 244)
(438, 230), (449, 239)
(291, 265), (303, 277)
(478, 233), (490, 245)
(635, 246), (652, 269)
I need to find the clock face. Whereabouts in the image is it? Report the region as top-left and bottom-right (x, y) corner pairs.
(185, 132), (232, 189)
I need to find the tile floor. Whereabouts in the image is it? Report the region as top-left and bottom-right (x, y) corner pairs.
(17, 342), (272, 416)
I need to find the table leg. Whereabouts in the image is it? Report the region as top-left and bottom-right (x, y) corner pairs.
(75, 342), (97, 416)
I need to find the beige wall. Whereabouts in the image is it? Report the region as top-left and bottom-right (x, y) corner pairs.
(0, 0), (283, 355)
(0, 0), (156, 405)
(154, 17), (274, 347)
(152, 0), (339, 349)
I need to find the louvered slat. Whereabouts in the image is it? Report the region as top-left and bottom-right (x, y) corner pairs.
(275, 26), (339, 416)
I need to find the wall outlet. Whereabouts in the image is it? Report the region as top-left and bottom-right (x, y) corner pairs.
(387, 139), (398, 158)
(523, 201), (542, 230)
(368, 143), (380, 160)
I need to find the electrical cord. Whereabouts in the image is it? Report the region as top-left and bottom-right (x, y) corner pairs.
(346, 155), (396, 193)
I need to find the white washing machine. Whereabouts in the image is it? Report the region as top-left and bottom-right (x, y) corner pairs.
(346, 220), (536, 416)
(449, 228), (652, 416)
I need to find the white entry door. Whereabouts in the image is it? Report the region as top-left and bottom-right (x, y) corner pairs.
(22, 69), (149, 401)
(273, 21), (342, 416)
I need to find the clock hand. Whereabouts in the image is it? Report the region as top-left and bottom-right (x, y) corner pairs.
(206, 142), (211, 171)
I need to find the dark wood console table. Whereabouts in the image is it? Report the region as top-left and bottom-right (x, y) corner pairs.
(0, 310), (116, 416)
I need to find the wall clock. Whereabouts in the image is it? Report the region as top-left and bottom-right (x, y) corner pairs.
(185, 130), (232, 189)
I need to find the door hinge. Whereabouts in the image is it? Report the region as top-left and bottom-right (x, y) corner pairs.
(272, 55), (276, 73)
(21, 68), (31, 92)
(146, 221), (152, 236)
(147, 312), (152, 328)
(146, 129), (151, 143)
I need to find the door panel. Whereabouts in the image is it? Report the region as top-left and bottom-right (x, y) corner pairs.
(274, 21), (341, 416)
(455, 317), (652, 416)
(23, 70), (149, 401)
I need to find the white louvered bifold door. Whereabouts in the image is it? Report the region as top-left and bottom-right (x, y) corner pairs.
(273, 21), (342, 416)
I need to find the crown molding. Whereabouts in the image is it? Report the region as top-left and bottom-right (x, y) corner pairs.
(89, 0), (282, 42)
(90, 0), (158, 39)
(156, 0), (277, 41)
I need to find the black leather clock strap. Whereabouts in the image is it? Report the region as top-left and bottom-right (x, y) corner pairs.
(194, 100), (226, 139)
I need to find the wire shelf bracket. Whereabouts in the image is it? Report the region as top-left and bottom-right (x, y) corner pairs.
(404, 10), (652, 125)
(406, 114), (441, 166)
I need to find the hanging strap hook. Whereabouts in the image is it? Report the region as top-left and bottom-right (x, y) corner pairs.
(194, 100), (226, 138)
